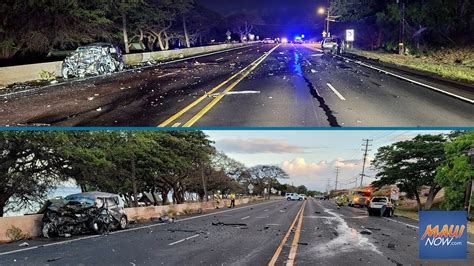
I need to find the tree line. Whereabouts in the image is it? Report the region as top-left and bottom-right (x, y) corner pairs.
(0, 0), (263, 61)
(371, 131), (474, 212)
(0, 131), (298, 217)
(330, 0), (473, 52)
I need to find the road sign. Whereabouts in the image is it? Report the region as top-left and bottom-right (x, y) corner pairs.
(322, 31), (327, 38)
(248, 184), (254, 190)
(346, 29), (355, 42)
(226, 30), (231, 37)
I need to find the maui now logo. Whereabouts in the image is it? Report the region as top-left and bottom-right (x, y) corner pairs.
(419, 211), (467, 259)
(421, 224), (465, 246)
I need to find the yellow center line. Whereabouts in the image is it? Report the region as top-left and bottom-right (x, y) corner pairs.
(183, 44), (280, 127)
(286, 201), (306, 266)
(157, 45), (277, 127)
(268, 201), (305, 266)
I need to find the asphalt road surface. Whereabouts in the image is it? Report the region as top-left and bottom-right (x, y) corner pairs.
(1, 199), (473, 265)
(0, 44), (472, 127)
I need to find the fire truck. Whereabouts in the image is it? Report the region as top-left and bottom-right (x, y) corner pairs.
(348, 187), (373, 207)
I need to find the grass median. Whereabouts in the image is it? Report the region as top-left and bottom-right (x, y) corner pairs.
(348, 47), (474, 84)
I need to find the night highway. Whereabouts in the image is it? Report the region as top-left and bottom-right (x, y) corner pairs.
(1, 44), (472, 127)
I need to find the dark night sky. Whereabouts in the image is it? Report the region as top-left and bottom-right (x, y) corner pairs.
(196, 0), (328, 38)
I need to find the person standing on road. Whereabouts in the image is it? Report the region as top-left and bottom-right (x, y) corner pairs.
(230, 193), (236, 208)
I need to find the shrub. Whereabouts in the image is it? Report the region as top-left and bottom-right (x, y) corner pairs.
(39, 70), (56, 81)
(6, 226), (30, 241)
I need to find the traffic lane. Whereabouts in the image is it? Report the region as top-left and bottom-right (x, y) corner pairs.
(0, 200), (300, 265)
(147, 200), (303, 265)
(307, 200), (473, 265)
(340, 52), (474, 101)
(0, 199), (280, 256)
(295, 199), (389, 266)
(0, 44), (272, 127)
(192, 44), (329, 127)
(299, 46), (474, 126)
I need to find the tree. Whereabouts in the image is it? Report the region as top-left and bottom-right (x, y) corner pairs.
(0, 132), (67, 217)
(0, 0), (114, 59)
(435, 132), (474, 211)
(227, 12), (263, 42)
(372, 134), (446, 210)
(249, 165), (289, 199)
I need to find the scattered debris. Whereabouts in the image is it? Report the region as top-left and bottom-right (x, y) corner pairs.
(387, 243), (396, 250)
(159, 216), (175, 223)
(18, 242), (29, 247)
(46, 258), (62, 262)
(360, 229), (372, 235)
(314, 211), (321, 214)
(298, 242), (309, 246)
(311, 69), (317, 73)
(211, 222), (247, 227)
(364, 227), (381, 231)
(96, 107), (102, 112)
(263, 226), (270, 230)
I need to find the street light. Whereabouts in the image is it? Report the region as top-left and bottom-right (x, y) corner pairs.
(317, 6), (331, 37)
(317, 7), (326, 15)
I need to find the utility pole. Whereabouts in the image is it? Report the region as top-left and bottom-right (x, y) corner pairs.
(466, 145), (474, 220)
(360, 139), (373, 187)
(397, 0), (405, 55)
(335, 166), (341, 191)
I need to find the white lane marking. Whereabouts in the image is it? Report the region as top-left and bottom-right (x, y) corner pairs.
(336, 54), (474, 104)
(208, 91), (261, 97)
(168, 234), (200, 246)
(215, 57), (224, 61)
(241, 216), (251, 220)
(326, 83), (346, 101)
(0, 200), (280, 257)
(383, 217), (418, 229)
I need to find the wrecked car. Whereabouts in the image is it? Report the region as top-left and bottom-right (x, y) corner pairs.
(61, 43), (124, 79)
(41, 192), (128, 238)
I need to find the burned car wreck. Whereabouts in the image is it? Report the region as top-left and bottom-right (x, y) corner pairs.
(40, 192), (128, 238)
(61, 43), (124, 79)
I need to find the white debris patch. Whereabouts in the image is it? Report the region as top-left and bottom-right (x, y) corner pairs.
(311, 208), (383, 257)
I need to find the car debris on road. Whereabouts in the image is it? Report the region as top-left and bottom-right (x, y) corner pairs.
(61, 43), (124, 79)
(40, 192), (128, 238)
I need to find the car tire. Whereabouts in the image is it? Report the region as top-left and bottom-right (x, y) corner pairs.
(117, 61), (124, 71)
(61, 66), (69, 79)
(119, 215), (128, 230)
(287, 197), (291, 201)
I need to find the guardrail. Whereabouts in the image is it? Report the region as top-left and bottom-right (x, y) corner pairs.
(0, 43), (256, 87)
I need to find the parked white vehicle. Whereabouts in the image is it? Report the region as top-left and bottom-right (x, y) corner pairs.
(368, 196), (395, 217)
(286, 193), (304, 201)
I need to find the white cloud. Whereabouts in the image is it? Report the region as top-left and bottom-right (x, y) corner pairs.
(216, 138), (312, 154)
(280, 157), (375, 191)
